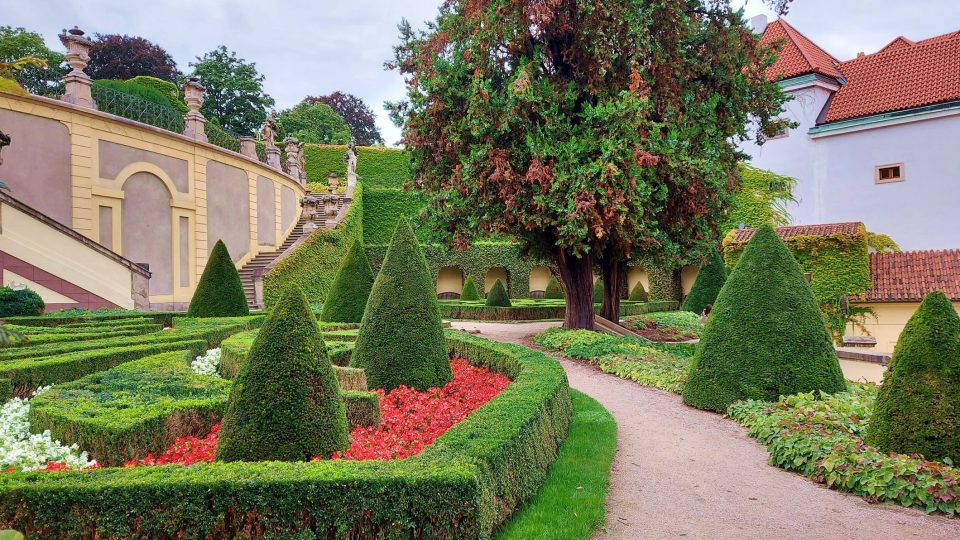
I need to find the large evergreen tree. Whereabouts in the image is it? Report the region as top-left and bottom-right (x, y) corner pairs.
(682, 225), (845, 412)
(190, 46), (275, 135)
(320, 240), (375, 323)
(865, 291), (960, 462)
(187, 240), (249, 317)
(216, 286), (349, 462)
(351, 220), (451, 391)
(388, 0), (790, 328)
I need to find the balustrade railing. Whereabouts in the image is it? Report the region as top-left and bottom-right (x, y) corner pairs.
(90, 84), (185, 133)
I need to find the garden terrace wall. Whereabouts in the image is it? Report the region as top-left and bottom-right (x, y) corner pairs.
(438, 300), (678, 321)
(0, 331), (571, 539)
(303, 145), (411, 188)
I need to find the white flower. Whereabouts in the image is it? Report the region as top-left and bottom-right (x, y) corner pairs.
(0, 392), (95, 472)
(191, 348), (222, 377)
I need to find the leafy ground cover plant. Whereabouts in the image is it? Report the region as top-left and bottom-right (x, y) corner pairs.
(625, 311), (703, 341)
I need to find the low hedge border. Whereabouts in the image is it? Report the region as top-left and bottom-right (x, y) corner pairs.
(439, 300), (678, 321)
(4, 312), (177, 327)
(219, 330), (355, 378)
(0, 331), (571, 539)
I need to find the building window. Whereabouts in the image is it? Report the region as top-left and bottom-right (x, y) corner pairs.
(875, 163), (904, 184)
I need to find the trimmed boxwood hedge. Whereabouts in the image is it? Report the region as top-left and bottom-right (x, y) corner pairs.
(0, 287), (44, 317)
(362, 188), (428, 244)
(628, 281), (648, 302)
(682, 225), (846, 412)
(187, 240), (249, 317)
(29, 350), (228, 466)
(485, 279), (512, 307)
(461, 276), (481, 301)
(320, 240), (375, 323)
(865, 291), (960, 462)
(3, 312), (176, 328)
(217, 287), (349, 462)
(302, 144), (348, 181)
(682, 248), (726, 314)
(303, 145), (410, 189)
(438, 300), (678, 321)
(0, 331), (571, 539)
(544, 277), (564, 300)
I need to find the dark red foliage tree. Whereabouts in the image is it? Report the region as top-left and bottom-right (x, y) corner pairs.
(388, 0), (791, 329)
(88, 34), (181, 82)
(306, 92), (383, 145)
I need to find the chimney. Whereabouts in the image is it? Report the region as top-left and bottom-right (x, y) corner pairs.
(857, 52), (865, 58)
(750, 14), (768, 34)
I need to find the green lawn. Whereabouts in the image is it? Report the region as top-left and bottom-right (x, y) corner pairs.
(497, 389), (617, 540)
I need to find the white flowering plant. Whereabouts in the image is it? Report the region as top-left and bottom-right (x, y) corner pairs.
(190, 348), (222, 377)
(0, 386), (96, 471)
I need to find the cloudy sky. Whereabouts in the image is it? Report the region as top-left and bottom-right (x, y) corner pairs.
(2, 0), (958, 146)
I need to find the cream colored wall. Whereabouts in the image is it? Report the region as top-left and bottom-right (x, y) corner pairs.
(627, 267), (649, 294)
(839, 359), (886, 385)
(485, 267), (509, 293)
(848, 301), (960, 353)
(0, 202), (135, 308)
(529, 266), (551, 292)
(436, 266), (464, 294)
(680, 265), (700, 296)
(0, 93), (305, 307)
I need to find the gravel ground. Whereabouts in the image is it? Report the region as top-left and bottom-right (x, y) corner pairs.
(450, 321), (960, 540)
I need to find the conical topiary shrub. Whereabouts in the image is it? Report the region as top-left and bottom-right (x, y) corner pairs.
(485, 279), (512, 307)
(350, 219), (451, 392)
(865, 291), (960, 462)
(593, 279), (604, 304)
(682, 224), (845, 412)
(321, 240), (375, 323)
(628, 281), (648, 302)
(216, 286), (349, 462)
(682, 248), (727, 314)
(544, 277), (565, 299)
(460, 276), (480, 301)
(187, 240), (249, 317)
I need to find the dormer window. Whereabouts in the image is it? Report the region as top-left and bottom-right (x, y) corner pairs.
(875, 163), (904, 184)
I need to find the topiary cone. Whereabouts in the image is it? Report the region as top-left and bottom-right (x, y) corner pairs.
(628, 281), (648, 302)
(460, 276), (480, 301)
(187, 240), (249, 317)
(682, 224), (845, 412)
(321, 240), (375, 323)
(865, 291), (960, 462)
(485, 279), (512, 307)
(350, 219), (451, 392)
(544, 277), (565, 299)
(682, 248), (727, 314)
(216, 286), (349, 462)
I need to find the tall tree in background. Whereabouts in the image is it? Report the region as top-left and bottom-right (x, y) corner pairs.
(0, 26), (65, 96)
(306, 92), (383, 145)
(277, 101), (351, 144)
(389, 0), (790, 329)
(190, 46), (275, 135)
(87, 34), (181, 82)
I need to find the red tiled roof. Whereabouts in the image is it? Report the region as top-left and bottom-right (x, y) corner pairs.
(825, 33), (960, 122)
(761, 19), (841, 80)
(864, 250), (960, 302)
(728, 222), (863, 245)
(877, 36), (915, 53)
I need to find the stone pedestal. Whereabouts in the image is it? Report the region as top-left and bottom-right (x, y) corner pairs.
(181, 77), (208, 142)
(58, 27), (96, 109)
(239, 137), (257, 159)
(284, 137), (302, 180)
(266, 146), (281, 169)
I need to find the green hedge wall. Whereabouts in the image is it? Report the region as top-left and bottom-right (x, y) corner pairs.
(303, 144), (348, 181)
(362, 188), (428, 244)
(0, 331), (571, 539)
(437, 300), (677, 321)
(722, 224), (871, 304)
(264, 184), (364, 306)
(355, 147), (410, 188)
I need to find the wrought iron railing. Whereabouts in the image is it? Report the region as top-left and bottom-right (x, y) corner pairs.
(91, 83), (185, 133)
(204, 123), (241, 153)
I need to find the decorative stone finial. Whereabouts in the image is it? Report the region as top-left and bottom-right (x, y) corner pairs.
(181, 77), (208, 142)
(58, 26), (96, 109)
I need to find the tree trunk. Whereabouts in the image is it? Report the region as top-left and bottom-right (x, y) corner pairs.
(599, 249), (624, 323)
(555, 247), (595, 330)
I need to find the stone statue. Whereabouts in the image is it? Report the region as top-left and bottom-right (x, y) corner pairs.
(346, 139), (358, 186)
(297, 141), (306, 180)
(259, 115), (278, 149)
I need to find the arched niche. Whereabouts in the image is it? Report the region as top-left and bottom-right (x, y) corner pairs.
(484, 267), (509, 295)
(122, 171), (173, 295)
(528, 266), (551, 298)
(436, 266), (464, 299)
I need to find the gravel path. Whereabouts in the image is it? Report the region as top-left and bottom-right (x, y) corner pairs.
(450, 321), (960, 540)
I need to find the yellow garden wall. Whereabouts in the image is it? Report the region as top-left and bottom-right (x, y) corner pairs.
(848, 301), (960, 353)
(0, 92), (305, 308)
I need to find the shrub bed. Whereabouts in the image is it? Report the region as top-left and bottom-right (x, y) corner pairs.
(0, 331), (571, 538)
(624, 311), (703, 341)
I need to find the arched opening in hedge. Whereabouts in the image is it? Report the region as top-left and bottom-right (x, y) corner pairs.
(528, 266), (551, 298)
(680, 265), (700, 297)
(436, 266), (464, 299)
(627, 267), (649, 296)
(484, 267), (509, 297)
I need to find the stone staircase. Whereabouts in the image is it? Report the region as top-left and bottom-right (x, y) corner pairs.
(238, 193), (347, 309)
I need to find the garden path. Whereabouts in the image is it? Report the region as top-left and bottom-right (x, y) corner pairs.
(449, 321), (960, 540)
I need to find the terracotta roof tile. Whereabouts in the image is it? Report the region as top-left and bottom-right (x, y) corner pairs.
(728, 222), (863, 245)
(825, 33), (960, 122)
(865, 250), (960, 302)
(761, 19), (842, 80)
(877, 36), (915, 53)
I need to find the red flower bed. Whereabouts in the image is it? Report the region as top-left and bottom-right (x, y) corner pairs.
(123, 357), (509, 467)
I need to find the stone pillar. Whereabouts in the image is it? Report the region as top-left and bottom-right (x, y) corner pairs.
(265, 146), (281, 169)
(327, 172), (339, 194)
(284, 137), (302, 181)
(181, 77), (208, 143)
(58, 27), (96, 109)
(239, 136), (257, 159)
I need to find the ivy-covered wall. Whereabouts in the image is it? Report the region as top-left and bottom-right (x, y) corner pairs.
(263, 184), (364, 306)
(721, 164), (796, 233)
(722, 224), (871, 304)
(362, 188), (428, 244)
(302, 145), (411, 189)
(303, 144), (348, 181)
(645, 266), (682, 302)
(367, 242), (552, 299)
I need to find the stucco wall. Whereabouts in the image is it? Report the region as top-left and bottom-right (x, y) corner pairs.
(436, 266), (463, 294)
(848, 301), (960, 353)
(627, 267), (650, 295)
(0, 92), (305, 307)
(484, 267), (509, 294)
(0, 108), (72, 225)
(529, 265), (551, 292)
(206, 161), (251, 261)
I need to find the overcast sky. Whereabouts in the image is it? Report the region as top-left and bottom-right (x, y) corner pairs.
(2, 0), (958, 146)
